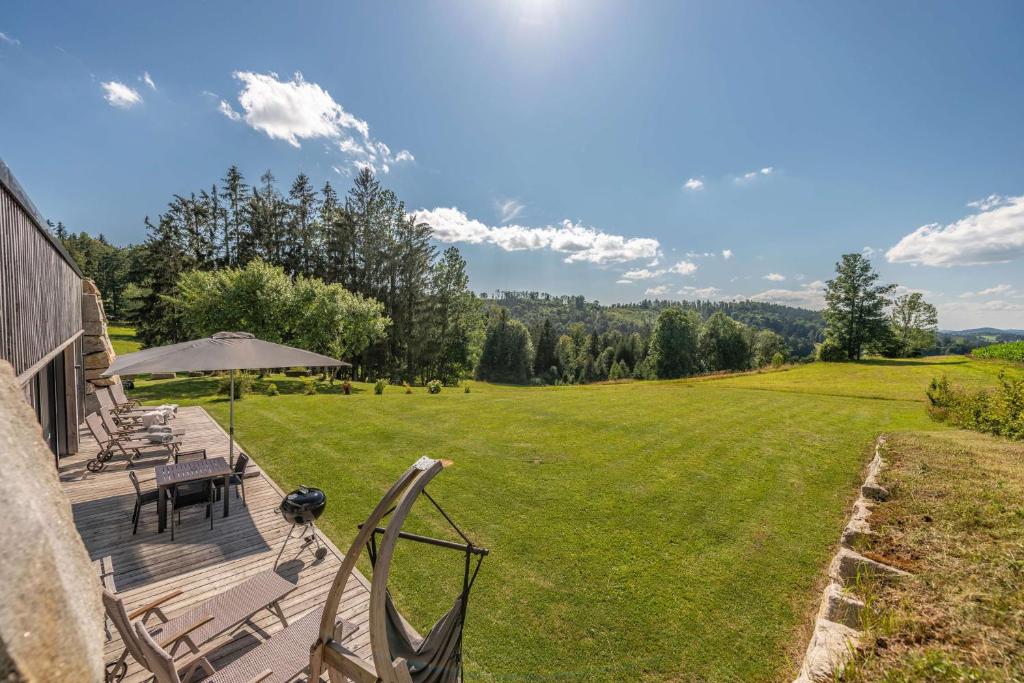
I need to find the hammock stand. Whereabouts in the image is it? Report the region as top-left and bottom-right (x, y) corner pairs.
(310, 457), (487, 683)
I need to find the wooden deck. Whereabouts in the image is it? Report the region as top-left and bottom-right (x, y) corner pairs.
(60, 406), (372, 682)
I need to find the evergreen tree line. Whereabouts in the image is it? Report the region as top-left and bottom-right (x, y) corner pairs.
(57, 167), (482, 384)
(476, 306), (789, 384)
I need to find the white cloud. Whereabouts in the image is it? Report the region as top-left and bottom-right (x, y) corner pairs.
(679, 286), (722, 298)
(217, 99), (241, 121)
(886, 195), (1024, 266)
(722, 249), (734, 259)
(893, 285), (933, 298)
(967, 194), (1005, 211)
(683, 178), (705, 191)
(735, 166), (774, 183)
(412, 207), (660, 265)
(763, 272), (786, 282)
(959, 284), (1014, 298)
(228, 71), (413, 174)
(862, 246), (878, 257)
(101, 81), (142, 108)
(615, 279), (633, 285)
(645, 285), (671, 297)
(140, 71), (156, 90)
(497, 199), (525, 224)
(749, 280), (826, 310)
(669, 260), (698, 275)
(621, 268), (662, 280)
(0, 31), (20, 46)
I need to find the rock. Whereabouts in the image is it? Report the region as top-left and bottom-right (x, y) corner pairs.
(82, 278), (100, 295)
(841, 517), (873, 548)
(88, 376), (117, 387)
(861, 482), (890, 501)
(0, 360), (104, 681)
(823, 583), (865, 629)
(830, 548), (910, 584)
(82, 331), (112, 356)
(797, 618), (859, 682)
(81, 293), (105, 324)
(83, 349), (114, 370)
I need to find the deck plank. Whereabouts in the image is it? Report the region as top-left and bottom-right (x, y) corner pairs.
(61, 405), (371, 682)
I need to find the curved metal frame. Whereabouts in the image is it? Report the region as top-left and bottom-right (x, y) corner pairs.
(310, 456), (444, 683)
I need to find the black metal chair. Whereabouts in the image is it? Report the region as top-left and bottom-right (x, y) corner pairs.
(128, 471), (161, 535)
(169, 480), (214, 541)
(214, 453), (249, 507)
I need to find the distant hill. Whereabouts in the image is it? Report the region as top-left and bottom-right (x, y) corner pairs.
(934, 327), (1024, 355)
(941, 327), (1024, 337)
(484, 291), (825, 357)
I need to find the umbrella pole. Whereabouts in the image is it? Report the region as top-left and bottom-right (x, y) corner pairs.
(229, 369), (236, 467)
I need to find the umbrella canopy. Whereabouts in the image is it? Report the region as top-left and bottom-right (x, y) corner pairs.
(103, 331), (350, 465)
(104, 331), (350, 376)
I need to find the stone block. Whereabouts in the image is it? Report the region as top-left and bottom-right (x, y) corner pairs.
(83, 348), (114, 370)
(798, 618), (859, 682)
(0, 360), (104, 681)
(82, 278), (100, 295)
(830, 548), (910, 584)
(82, 293), (106, 324)
(88, 376), (117, 387)
(823, 583), (865, 629)
(82, 332), (112, 356)
(861, 482), (890, 501)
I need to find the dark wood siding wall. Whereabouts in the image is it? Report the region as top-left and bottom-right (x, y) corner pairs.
(0, 169), (83, 380)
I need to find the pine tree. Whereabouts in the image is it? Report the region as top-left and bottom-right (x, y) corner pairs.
(219, 166), (249, 267)
(533, 318), (557, 379)
(823, 254), (895, 360)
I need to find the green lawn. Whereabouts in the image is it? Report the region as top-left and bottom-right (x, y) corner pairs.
(125, 352), (1011, 681)
(108, 324), (142, 355)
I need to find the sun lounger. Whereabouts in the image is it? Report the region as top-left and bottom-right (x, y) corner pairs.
(84, 413), (181, 472)
(102, 570), (296, 682)
(100, 407), (184, 440)
(134, 605), (356, 683)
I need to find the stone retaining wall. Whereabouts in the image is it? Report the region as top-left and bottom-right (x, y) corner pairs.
(793, 436), (910, 682)
(81, 279), (120, 414)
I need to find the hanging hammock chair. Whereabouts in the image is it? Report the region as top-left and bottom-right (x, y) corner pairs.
(310, 457), (487, 683)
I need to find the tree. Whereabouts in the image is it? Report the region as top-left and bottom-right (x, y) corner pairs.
(890, 292), (938, 357)
(174, 260), (389, 361)
(533, 318), (557, 380)
(476, 309), (533, 384)
(648, 308), (701, 379)
(429, 247), (481, 383)
(823, 254), (895, 360)
(698, 311), (751, 372)
(752, 329), (788, 367)
(219, 165), (249, 267)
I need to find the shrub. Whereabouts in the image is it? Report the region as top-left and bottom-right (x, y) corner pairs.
(261, 381), (279, 396)
(341, 381), (352, 395)
(217, 373), (253, 399)
(771, 352), (785, 369)
(972, 341), (1024, 363)
(816, 338), (848, 362)
(927, 373), (1024, 440)
(374, 379), (388, 395)
(427, 379), (442, 394)
(463, 382), (471, 394)
(404, 381), (413, 395)
(301, 377), (318, 395)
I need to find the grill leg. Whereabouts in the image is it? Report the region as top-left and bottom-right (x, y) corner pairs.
(274, 523), (300, 569)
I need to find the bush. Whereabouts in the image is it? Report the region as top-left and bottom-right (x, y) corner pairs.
(816, 338), (848, 362)
(927, 373), (1024, 440)
(404, 381), (413, 395)
(771, 352), (785, 369)
(463, 382), (471, 394)
(341, 381), (352, 395)
(972, 341), (1024, 363)
(217, 373), (253, 399)
(374, 379), (388, 395)
(257, 381), (279, 396)
(427, 379), (442, 394)
(301, 378), (318, 395)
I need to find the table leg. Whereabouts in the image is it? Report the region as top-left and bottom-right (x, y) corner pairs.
(223, 473), (230, 518)
(157, 485), (167, 533)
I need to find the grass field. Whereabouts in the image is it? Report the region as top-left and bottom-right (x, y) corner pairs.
(124, 350), (1014, 681)
(108, 324), (142, 355)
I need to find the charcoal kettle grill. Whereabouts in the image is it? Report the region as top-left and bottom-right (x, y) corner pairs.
(275, 485), (329, 567)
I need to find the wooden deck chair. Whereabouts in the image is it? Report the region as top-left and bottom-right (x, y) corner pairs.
(134, 606), (357, 683)
(84, 412), (181, 472)
(100, 406), (185, 440)
(96, 388), (153, 423)
(109, 383), (141, 410)
(309, 457), (487, 683)
(102, 570), (295, 682)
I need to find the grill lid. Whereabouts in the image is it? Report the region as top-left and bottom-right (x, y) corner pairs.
(280, 486), (327, 524)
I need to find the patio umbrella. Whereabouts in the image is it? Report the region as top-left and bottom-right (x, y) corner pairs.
(103, 331), (350, 465)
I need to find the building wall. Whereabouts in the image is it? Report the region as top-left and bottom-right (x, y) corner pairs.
(0, 159), (84, 458)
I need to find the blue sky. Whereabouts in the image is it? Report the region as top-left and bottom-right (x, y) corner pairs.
(2, 1), (1023, 329)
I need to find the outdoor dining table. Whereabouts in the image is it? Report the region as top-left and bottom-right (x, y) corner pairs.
(154, 457), (232, 533)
